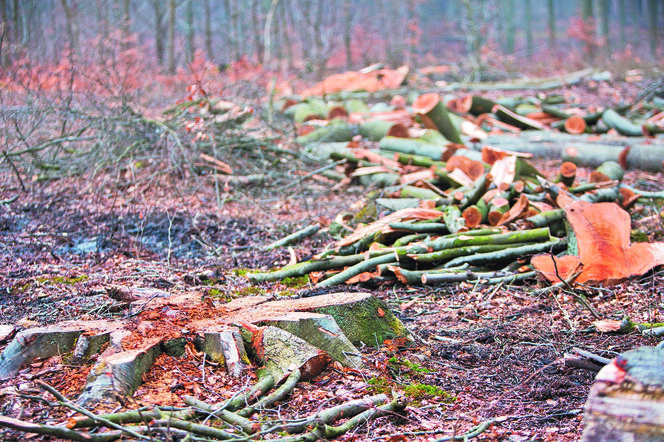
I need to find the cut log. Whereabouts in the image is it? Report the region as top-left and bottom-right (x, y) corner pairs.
(492, 104), (546, 130)
(295, 120), (357, 144)
(582, 346), (664, 441)
(358, 120), (395, 141)
(602, 109), (643, 136)
(563, 115), (587, 134)
(412, 93), (463, 144)
(379, 135), (450, 161)
(555, 161), (577, 187)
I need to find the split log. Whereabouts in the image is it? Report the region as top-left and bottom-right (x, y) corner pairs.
(582, 346), (664, 441)
(492, 104), (546, 130)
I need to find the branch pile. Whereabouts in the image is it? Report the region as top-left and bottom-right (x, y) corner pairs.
(0, 378), (405, 441)
(250, 85), (664, 287)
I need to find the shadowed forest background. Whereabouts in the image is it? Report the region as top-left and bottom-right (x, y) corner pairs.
(1, 0), (662, 96)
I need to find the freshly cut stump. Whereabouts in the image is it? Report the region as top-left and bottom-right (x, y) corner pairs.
(0, 320), (119, 380)
(0, 291), (411, 405)
(582, 345), (664, 441)
(261, 312), (363, 369)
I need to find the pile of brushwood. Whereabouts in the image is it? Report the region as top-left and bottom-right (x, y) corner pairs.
(0, 377), (406, 441)
(249, 83), (664, 288)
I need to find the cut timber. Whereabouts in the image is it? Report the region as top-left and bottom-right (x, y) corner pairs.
(77, 338), (162, 407)
(379, 135), (450, 161)
(242, 325), (331, 382)
(602, 109), (643, 136)
(563, 115), (587, 134)
(261, 312), (363, 369)
(582, 346), (664, 441)
(295, 120), (356, 144)
(555, 161), (577, 187)
(532, 201), (664, 285)
(492, 104), (546, 130)
(412, 93), (463, 144)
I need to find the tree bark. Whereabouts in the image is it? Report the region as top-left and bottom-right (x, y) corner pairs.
(503, 0), (515, 53)
(599, 0), (610, 58)
(525, 0), (533, 55)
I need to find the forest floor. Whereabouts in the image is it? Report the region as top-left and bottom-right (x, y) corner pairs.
(0, 77), (663, 441)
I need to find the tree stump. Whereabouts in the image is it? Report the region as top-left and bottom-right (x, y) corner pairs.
(0, 291), (411, 405)
(581, 345), (664, 441)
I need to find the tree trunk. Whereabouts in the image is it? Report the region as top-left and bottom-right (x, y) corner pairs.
(251, 0), (264, 63)
(167, 0), (176, 74)
(343, 0), (352, 70)
(647, 0), (658, 59)
(503, 0), (514, 53)
(60, 0), (79, 57)
(185, 0), (194, 64)
(153, 0), (166, 66)
(407, 0), (419, 69)
(547, 0), (556, 50)
(122, 0), (130, 47)
(279, 0), (292, 69)
(0, 0), (7, 65)
(618, 0), (626, 49)
(582, 0), (595, 59)
(599, 0), (610, 58)
(262, 0), (279, 68)
(525, 0), (533, 55)
(204, 0), (212, 60)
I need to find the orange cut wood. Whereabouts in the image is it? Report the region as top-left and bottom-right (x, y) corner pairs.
(532, 201), (664, 285)
(564, 115), (587, 134)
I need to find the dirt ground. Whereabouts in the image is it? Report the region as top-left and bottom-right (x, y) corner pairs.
(0, 80), (663, 441)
